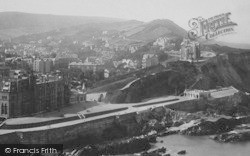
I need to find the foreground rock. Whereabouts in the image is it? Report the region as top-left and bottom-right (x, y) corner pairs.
(65, 133), (156, 156)
(177, 150), (186, 155)
(213, 124), (250, 142)
(141, 147), (168, 156)
(180, 117), (238, 135)
(164, 116), (250, 136)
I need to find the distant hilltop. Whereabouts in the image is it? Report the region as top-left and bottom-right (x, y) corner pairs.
(0, 12), (124, 39)
(0, 12), (186, 42)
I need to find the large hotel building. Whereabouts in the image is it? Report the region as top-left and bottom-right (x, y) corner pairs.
(0, 75), (68, 119)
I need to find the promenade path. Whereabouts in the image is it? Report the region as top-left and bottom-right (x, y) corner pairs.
(0, 86), (238, 135)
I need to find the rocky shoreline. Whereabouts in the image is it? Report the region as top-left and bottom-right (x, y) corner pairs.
(62, 115), (250, 156)
(212, 124), (250, 143)
(60, 93), (250, 156)
(63, 132), (156, 156)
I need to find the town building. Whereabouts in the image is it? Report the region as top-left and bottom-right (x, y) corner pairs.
(33, 59), (53, 74)
(69, 89), (86, 105)
(183, 86), (239, 99)
(142, 54), (159, 68)
(86, 92), (107, 102)
(0, 52), (5, 66)
(68, 57), (104, 73)
(129, 46), (138, 53)
(33, 59), (45, 73)
(153, 37), (169, 49)
(0, 75), (68, 119)
(44, 59), (53, 73)
(180, 39), (201, 61)
(0, 76), (36, 119)
(22, 58), (33, 67)
(34, 75), (65, 113)
(54, 57), (79, 69)
(0, 66), (10, 78)
(9, 69), (25, 79)
(184, 89), (211, 99)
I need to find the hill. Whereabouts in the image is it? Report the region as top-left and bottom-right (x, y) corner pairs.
(203, 44), (250, 54)
(0, 12), (187, 46)
(123, 19), (187, 42)
(216, 41), (250, 50)
(0, 12), (124, 39)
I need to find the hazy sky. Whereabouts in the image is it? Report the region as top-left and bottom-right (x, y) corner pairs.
(0, 0), (249, 43)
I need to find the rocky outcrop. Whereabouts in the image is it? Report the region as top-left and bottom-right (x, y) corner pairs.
(212, 124), (250, 142)
(141, 147), (168, 156)
(164, 116), (250, 136)
(64, 133), (156, 156)
(180, 117), (238, 135)
(135, 106), (199, 134)
(213, 131), (250, 143)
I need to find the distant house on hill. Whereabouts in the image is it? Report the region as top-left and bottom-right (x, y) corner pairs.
(142, 54), (159, 69)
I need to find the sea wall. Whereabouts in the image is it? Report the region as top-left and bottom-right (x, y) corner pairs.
(0, 112), (139, 145)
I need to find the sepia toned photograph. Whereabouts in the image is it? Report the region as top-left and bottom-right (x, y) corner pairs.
(0, 0), (250, 155)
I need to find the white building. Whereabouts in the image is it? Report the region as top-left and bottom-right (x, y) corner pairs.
(153, 37), (170, 49)
(142, 54), (159, 69)
(183, 86), (239, 99)
(86, 92), (107, 102)
(184, 89), (211, 99)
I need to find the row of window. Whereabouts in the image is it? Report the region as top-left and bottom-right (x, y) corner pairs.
(2, 96), (7, 100)
(1, 103), (8, 115)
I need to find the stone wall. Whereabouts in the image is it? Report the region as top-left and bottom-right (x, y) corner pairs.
(0, 132), (20, 144)
(0, 112), (139, 145)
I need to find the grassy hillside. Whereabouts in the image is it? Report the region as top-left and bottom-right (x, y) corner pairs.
(0, 12), (124, 39)
(125, 19), (187, 42)
(105, 62), (198, 103)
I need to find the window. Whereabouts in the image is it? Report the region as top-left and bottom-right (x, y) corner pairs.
(4, 104), (7, 115)
(1, 104), (7, 115)
(1, 104), (4, 114)
(2, 96), (7, 100)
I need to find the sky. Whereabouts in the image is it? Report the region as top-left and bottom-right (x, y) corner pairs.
(0, 0), (249, 44)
